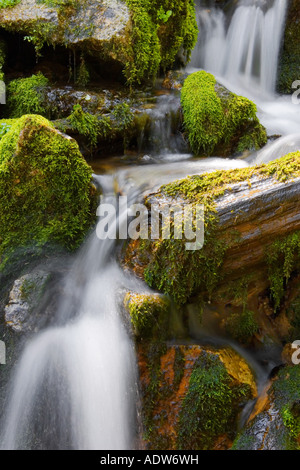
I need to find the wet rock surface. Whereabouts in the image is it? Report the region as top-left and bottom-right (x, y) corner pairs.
(5, 271), (50, 332)
(0, 0), (131, 68)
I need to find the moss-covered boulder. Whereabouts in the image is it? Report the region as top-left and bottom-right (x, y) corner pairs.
(181, 71), (267, 156)
(0, 114), (96, 262)
(278, 0), (300, 94)
(0, 0), (198, 85)
(233, 365), (300, 450)
(138, 344), (256, 450)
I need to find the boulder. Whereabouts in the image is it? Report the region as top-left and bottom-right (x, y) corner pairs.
(0, 0), (198, 85)
(233, 365), (300, 450)
(0, 114), (96, 262)
(124, 151), (300, 312)
(0, 0), (131, 64)
(181, 71), (267, 156)
(138, 343), (256, 450)
(5, 271), (50, 332)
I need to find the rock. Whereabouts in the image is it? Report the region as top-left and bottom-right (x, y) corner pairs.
(233, 365), (300, 450)
(0, 114), (96, 262)
(138, 343), (256, 450)
(180, 71), (267, 156)
(0, 0), (130, 67)
(124, 151), (300, 314)
(0, 0), (198, 85)
(278, 0), (300, 94)
(5, 271), (50, 332)
(124, 292), (171, 339)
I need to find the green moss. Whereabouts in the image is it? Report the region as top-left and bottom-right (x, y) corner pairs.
(75, 54), (90, 88)
(177, 351), (251, 450)
(181, 71), (267, 156)
(0, 0), (20, 8)
(124, 0), (198, 85)
(68, 104), (112, 149)
(267, 231), (300, 310)
(124, 292), (170, 339)
(0, 119), (16, 140)
(0, 114), (96, 262)
(7, 73), (49, 118)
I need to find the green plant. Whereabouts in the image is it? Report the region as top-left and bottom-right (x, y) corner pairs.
(267, 232), (300, 310)
(124, 292), (170, 339)
(76, 54), (90, 88)
(225, 310), (259, 344)
(68, 104), (111, 149)
(124, 0), (198, 85)
(157, 6), (172, 23)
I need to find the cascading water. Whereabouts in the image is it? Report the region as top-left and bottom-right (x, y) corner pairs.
(191, 0), (287, 96)
(190, 0), (300, 161)
(0, 184), (142, 450)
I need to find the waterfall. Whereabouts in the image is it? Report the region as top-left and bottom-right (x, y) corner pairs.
(191, 0), (288, 96)
(0, 185), (139, 450)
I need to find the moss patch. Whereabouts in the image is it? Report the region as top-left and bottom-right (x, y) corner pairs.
(124, 0), (198, 85)
(0, 114), (96, 263)
(7, 73), (49, 118)
(178, 351), (252, 450)
(181, 71), (267, 156)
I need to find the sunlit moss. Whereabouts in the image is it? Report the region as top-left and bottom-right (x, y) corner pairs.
(181, 71), (267, 156)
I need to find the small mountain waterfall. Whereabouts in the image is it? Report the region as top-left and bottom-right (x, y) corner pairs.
(191, 0), (287, 95)
(191, 0), (300, 163)
(0, 185), (140, 450)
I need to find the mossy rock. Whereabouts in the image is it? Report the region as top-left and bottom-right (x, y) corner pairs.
(181, 71), (267, 156)
(0, 0), (198, 86)
(233, 365), (300, 450)
(278, 0), (300, 94)
(0, 114), (96, 263)
(124, 291), (171, 339)
(138, 344), (256, 450)
(124, 151), (300, 306)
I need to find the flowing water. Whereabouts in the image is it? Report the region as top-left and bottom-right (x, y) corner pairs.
(0, 0), (298, 450)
